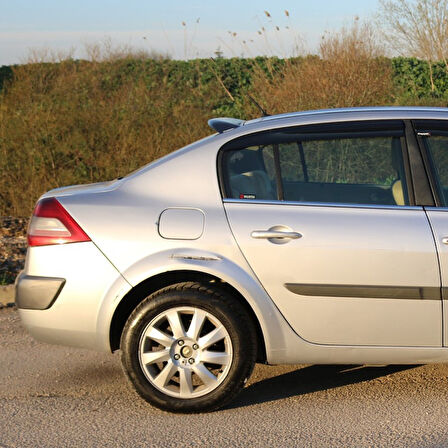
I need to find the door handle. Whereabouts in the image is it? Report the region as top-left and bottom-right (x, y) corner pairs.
(251, 230), (302, 240)
(251, 225), (302, 244)
(442, 237), (448, 245)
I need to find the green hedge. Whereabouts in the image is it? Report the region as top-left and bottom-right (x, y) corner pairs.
(392, 57), (448, 103)
(0, 57), (289, 118)
(1, 56), (448, 107)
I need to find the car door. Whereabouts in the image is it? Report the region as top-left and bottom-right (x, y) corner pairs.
(415, 120), (448, 346)
(221, 120), (442, 347)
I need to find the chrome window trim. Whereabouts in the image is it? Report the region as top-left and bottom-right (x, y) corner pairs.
(223, 198), (422, 211)
(425, 207), (448, 211)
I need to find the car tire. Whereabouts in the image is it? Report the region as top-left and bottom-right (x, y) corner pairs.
(120, 281), (257, 413)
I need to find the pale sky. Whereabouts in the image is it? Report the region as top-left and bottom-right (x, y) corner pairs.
(0, 0), (380, 65)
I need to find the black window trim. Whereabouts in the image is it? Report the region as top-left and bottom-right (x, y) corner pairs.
(217, 119), (435, 208)
(272, 143), (284, 200)
(297, 141), (309, 183)
(411, 119), (448, 207)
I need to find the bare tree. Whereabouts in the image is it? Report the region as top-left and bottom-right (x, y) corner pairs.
(379, 0), (448, 90)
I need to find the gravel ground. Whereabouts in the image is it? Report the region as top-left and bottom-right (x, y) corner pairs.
(2, 308), (448, 447)
(0, 217), (28, 285)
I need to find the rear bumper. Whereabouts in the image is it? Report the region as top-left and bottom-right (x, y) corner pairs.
(15, 274), (65, 310)
(18, 242), (131, 352)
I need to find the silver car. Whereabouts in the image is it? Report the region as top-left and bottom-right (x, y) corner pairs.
(16, 107), (448, 412)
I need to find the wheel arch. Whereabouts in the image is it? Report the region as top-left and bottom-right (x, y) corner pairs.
(109, 269), (267, 362)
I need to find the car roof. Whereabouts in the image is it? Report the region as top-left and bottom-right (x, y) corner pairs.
(208, 107), (448, 135)
(244, 106), (448, 126)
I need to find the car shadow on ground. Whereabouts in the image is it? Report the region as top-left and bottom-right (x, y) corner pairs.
(228, 364), (418, 410)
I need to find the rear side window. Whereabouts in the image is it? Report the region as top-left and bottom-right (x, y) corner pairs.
(220, 121), (409, 206)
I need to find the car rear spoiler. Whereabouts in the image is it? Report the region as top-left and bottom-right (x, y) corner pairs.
(208, 117), (245, 133)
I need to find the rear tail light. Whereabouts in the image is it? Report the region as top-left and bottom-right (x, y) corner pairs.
(28, 197), (91, 247)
